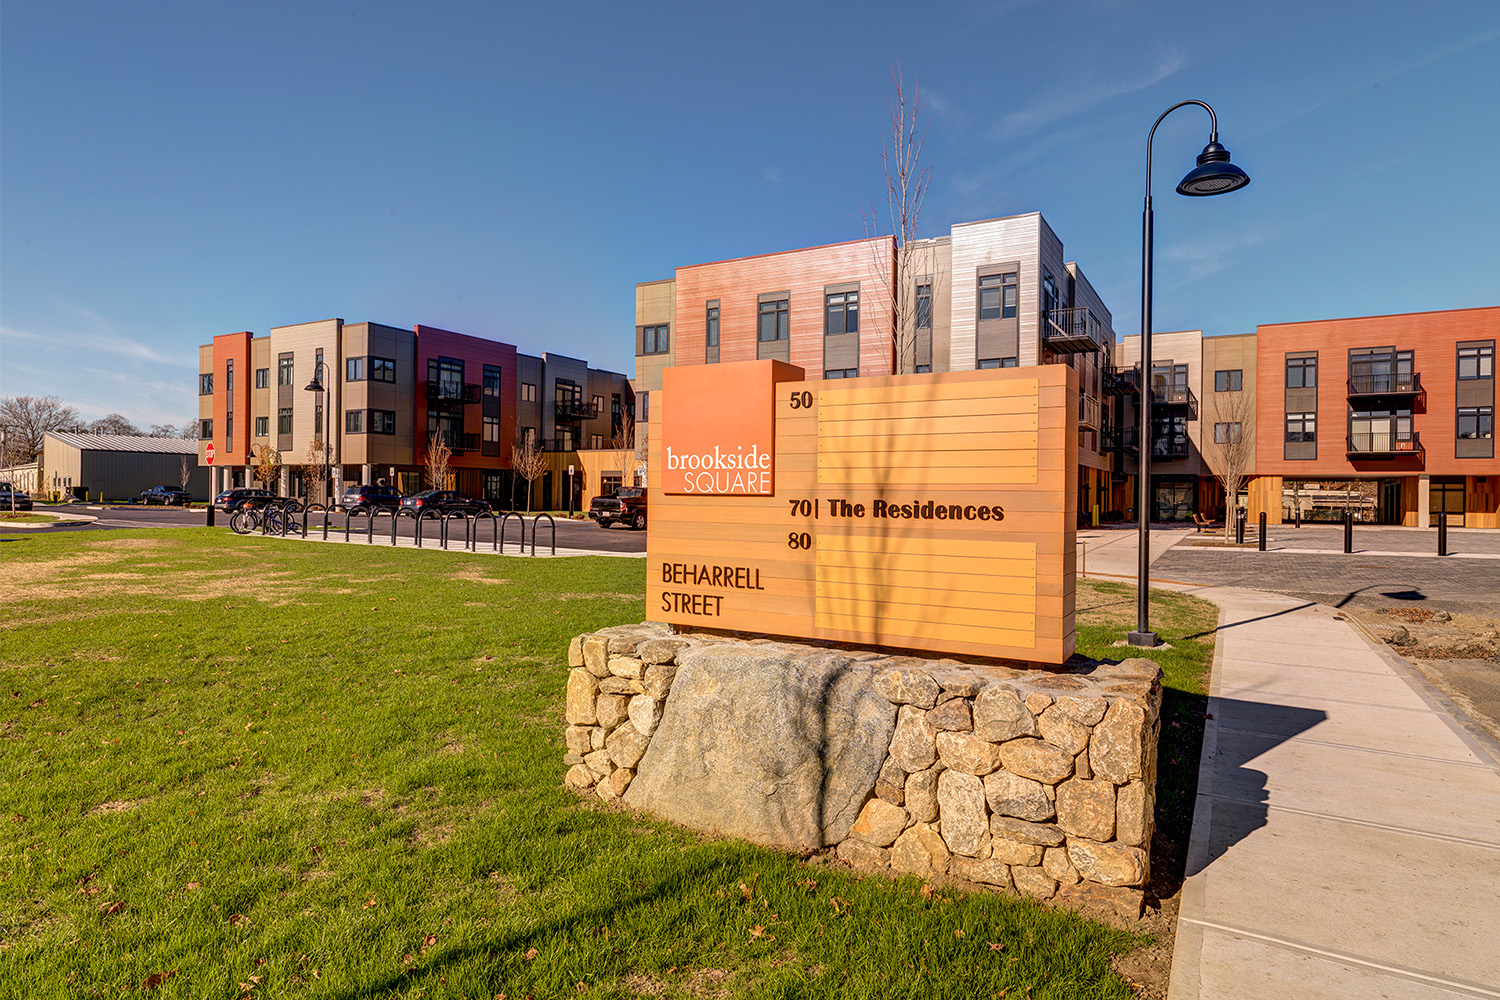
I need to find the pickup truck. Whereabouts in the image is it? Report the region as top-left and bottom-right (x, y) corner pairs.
(590, 487), (646, 530)
(139, 485), (193, 505)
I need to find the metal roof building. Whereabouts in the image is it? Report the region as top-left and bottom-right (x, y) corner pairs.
(41, 432), (209, 502)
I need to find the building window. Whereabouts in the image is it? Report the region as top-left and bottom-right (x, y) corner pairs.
(255, 367), (269, 389)
(483, 365), (502, 397)
(1215, 369), (1243, 392)
(1042, 271), (1060, 315)
(372, 410), (396, 435)
(226, 360), (234, 397)
(1459, 344), (1494, 380)
(978, 273), (1019, 321)
(371, 357), (396, 383)
(200, 418), (213, 438)
(1213, 422), (1242, 444)
(278, 407), (292, 434)
(483, 415), (501, 443)
(592, 395), (604, 415)
(915, 364), (932, 374)
(255, 416), (269, 437)
(345, 410), (364, 434)
(706, 304), (720, 347)
(824, 368), (858, 379)
(1152, 414), (1189, 458)
(521, 382), (536, 402)
(590, 434), (603, 449)
(977, 357), (1019, 370)
(641, 324), (670, 354)
(199, 373), (213, 394)
(1002, 357), (1019, 368)
(225, 414), (233, 447)
(1459, 406), (1493, 439)
(825, 290), (859, 335)
(1285, 412), (1316, 442)
(1286, 356), (1317, 388)
(346, 356), (365, 381)
(916, 283), (932, 329)
(278, 357), (294, 386)
(758, 298), (789, 342)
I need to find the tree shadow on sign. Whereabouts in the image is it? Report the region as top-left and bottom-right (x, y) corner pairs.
(1185, 695), (1327, 878)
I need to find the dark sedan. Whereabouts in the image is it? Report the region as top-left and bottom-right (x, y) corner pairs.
(0, 483), (34, 511)
(398, 490), (491, 517)
(213, 487), (277, 512)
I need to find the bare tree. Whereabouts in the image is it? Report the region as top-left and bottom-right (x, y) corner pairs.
(0, 395), (84, 463)
(89, 413), (143, 436)
(251, 443), (282, 494)
(1203, 390), (1256, 542)
(863, 63), (941, 374)
(632, 416), (648, 487)
(305, 436), (329, 503)
(511, 430), (545, 512)
(425, 431), (453, 491)
(610, 410), (636, 490)
(179, 453), (193, 492)
(151, 423), (179, 438)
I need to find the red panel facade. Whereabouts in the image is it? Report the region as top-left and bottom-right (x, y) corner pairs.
(413, 324), (517, 471)
(212, 331), (253, 468)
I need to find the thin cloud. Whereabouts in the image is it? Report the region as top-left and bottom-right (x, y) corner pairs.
(763, 167), (784, 184)
(1247, 25), (1500, 138)
(1161, 220), (1304, 282)
(989, 51), (1187, 141)
(1, 323), (186, 368)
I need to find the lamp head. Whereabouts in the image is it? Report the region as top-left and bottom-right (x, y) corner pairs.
(303, 377), (324, 393)
(1176, 140), (1250, 196)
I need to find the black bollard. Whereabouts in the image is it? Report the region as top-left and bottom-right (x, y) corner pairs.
(1258, 512), (1267, 552)
(206, 502), (215, 528)
(1344, 511), (1353, 553)
(1438, 511), (1448, 557)
(1235, 510), (1246, 545)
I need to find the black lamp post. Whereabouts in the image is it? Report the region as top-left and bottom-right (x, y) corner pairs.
(1130, 100), (1250, 648)
(303, 362), (334, 505)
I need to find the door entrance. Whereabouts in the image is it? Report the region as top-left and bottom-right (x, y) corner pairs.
(1430, 480), (1465, 526)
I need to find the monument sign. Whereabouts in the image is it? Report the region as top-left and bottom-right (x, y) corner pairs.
(648, 360), (1078, 664)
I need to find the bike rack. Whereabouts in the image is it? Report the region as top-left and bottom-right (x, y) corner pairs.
(441, 510), (470, 550)
(499, 512), (526, 554)
(343, 506), (371, 542)
(531, 513), (555, 557)
(302, 503), (331, 540)
(371, 507), (397, 545)
(414, 508), (441, 547)
(471, 507), (499, 551)
(395, 508), (419, 546)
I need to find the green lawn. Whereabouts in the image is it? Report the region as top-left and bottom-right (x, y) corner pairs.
(0, 513), (61, 524)
(0, 529), (1213, 999)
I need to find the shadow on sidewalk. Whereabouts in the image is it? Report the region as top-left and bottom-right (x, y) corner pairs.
(1185, 696), (1327, 877)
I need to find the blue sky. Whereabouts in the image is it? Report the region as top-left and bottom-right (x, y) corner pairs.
(3, 0), (1497, 427)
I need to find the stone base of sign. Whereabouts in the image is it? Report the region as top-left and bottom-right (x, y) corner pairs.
(563, 623), (1162, 919)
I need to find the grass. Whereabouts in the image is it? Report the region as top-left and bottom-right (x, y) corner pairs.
(0, 513), (60, 524)
(0, 529), (1215, 999)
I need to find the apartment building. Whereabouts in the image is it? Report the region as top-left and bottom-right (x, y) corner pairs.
(1249, 307), (1499, 527)
(197, 320), (631, 509)
(635, 213), (1121, 525)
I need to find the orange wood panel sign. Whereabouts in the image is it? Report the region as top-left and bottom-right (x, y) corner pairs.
(650, 361), (1078, 664)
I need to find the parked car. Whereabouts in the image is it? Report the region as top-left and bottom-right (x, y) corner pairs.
(339, 484), (403, 512)
(399, 490), (491, 517)
(213, 487), (277, 513)
(590, 487), (646, 530)
(139, 485), (194, 506)
(0, 482), (34, 511)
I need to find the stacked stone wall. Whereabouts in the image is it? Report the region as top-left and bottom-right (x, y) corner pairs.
(562, 624), (1162, 917)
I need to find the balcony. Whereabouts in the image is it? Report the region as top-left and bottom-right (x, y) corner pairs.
(1043, 306), (1111, 354)
(1151, 439), (1190, 460)
(1104, 364), (1139, 396)
(431, 432), (480, 454)
(1347, 430), (1423, 459)
(1079, 394), (1101, 430)
(426, 380), (481, 406)
(554, 399), (602, 421)
(1152, 384), (1196, 410)
(1103, 423), (1138, 456)
(1347, 372), (1423, 398)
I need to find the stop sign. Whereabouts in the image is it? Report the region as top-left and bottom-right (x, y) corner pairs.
(205, 443), (216, 465)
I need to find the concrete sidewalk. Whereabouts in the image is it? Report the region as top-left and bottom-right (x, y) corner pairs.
(1168, 587), (1500, 998)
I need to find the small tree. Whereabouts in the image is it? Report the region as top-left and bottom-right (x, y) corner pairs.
(511, 431), (545, 512)
(610, 411), (636, 491)
(425, 431), (453, 491)
(178, 453), (193, 492)
(1204, 390), (1255, 542)
(251, 443), (282, 495)
(305, 436), (329, 503)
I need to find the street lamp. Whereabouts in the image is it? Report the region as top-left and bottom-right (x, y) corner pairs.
(1130, 100), (1250, 648)
(303, 362), (334, 506)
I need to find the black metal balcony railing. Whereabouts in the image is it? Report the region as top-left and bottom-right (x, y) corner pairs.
(1347, 372), (1423, 396)
(1151, 439), (1190, 460)
(1103, 425), (1139, 453)
(430, 432), (480, 454)
(1043, 307), (1111, 354)
(553, 399), (602, 421)
(1103, 364), (1140, 395)
(536, 437), (579, 453)
(1152, 384), (1196, 408)
(1347, 430), (1423, 458)
(426, 380), (481, 405)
